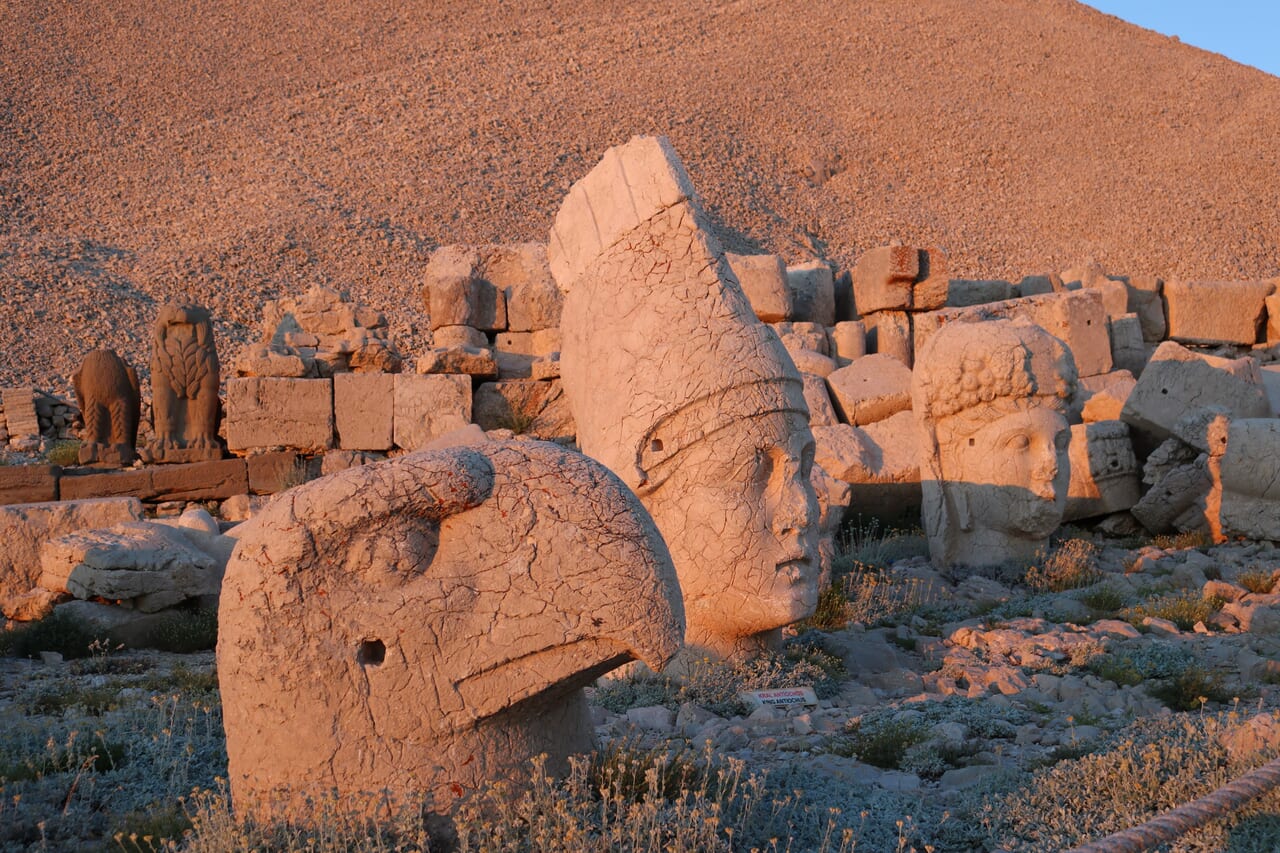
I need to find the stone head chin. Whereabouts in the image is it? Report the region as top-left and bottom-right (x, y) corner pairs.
(640, 410), (820, 659)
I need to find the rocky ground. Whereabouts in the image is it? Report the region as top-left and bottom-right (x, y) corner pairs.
(2, 524), (1279, 850)
(3, 0), (1280, 398)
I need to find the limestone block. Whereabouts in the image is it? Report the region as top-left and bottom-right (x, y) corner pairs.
(812, 424), (875, 482)
(1108, 313), (1148, 376)
(246, 450), (305, 494)
(1120, 341), (1270, 442)
(40, 521), (225, 612)
(1164, 279), (1273, 346)
(334, 372), (394, 451)
(0, 497), (143, 617)
(548, 135), (696, 289)
(833, 411), (923, 519)
(1132, 455), (1211, 535)
(483, 243), (561, 331)
(802, 374), (839, 426)
(531, 328), (562, 356)
(787, 260), (836, 326)
(833, 270), (855, 322)
(774, 321), (829, 355)
(1081, 371), (1137, 423)
(1125, 275), (1166, 342)
(218, 441), (683, 822)
(423, 246), (508, 331)
(787, 346), (835, 377)
(555, 136), (820, 661)
(1260, 364), (1280, 416)
(1, 387), (39, 438)
(416, 346), (498, 379)
(1266, 293), (1280, 342)
(0, 464), (60, 505)
(830, 321), (866, 366)
(851, 246), (948, 314)
(495, 331), (535, 356)
(531, 356), (561, 381)
(915, 289), (1112, 377)
(60, 468), (155, 501)
(392, 374), (471, 450)
(1018, 274), (1062, 297)
(726, 253), (793, 323)
(227, 378), (335, 454)
(865, 310), (913, 367)
(432, 325), (488, 348)
(472, 380), (575, 442)
(1207, 418), (1280, 542)
(1064, 421), (1141, 522)
(151, 459), (250, 502)
(947, 279), (1014, 308)
(825, 354), (913, 426)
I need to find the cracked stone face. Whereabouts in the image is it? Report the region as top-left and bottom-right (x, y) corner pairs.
(552, 136), (820, 661)
(913, 319), (1078, 568)
(218, 439), (683, 822)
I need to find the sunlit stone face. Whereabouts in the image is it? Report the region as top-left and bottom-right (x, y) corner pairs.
(940, 406), (1072, 540)
(647, 411), (819, 657)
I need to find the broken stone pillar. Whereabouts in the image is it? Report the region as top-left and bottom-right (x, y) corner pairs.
(830, 321), (867, 366)
(1108, 313), (1148, 377)
(726, 253), (794, 323)
(552, 136), (820, 662)
(143, 303), (223, 463)
(851, 245), (948, 314)
(1207, 417), (1280, 542)
(1164, 279), (1273, 346)
(73, 349), (141, 468)
(824, 354), (912, 426)
(865, 310), (914, 367)
(1064, 421), (1141, 522)
(219, 440), (683, 823)
(912, 319), (1078, 568)
(787, 260), (836, 326)
(1120, 341), (1270, 443)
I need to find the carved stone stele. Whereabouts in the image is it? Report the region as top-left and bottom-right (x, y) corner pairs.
(218, 439), (683, 822)
(912, 318), (1078, 568)
(142, 302), (222, 464)
(73, 349), (140, 468)
(552, 136), (820, 662)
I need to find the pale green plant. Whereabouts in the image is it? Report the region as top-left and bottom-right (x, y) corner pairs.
(1024, 538), (1101, 593)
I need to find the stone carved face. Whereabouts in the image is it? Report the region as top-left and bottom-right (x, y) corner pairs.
(645, 411), (819, 652)
(940, 406), (1071, 540)
(913, 318), (1079, 568)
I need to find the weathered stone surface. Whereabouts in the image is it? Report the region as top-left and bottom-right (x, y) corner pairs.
(334, 372), (394, 451)
(1017, 274), (1063, 297)
(73, 349), (141, 468)
(1207, 417), (1280, 542)
(913, 319), (1078, 568)
(240, 286), (403, 378)
(151, 459), (249, 502)
(472, 379), (575, 442)
(41, 520), (226, 611)
(423, 246), (508, 331)
(1, 586), (61, 621)
(554, 136), (819, 661)
(246, 450), (305, 494)
(825, 354), (913, 426)
(416, 346), (498, 379)
(1133, 452), (1211, 535)
(1062, 260), (1128, 320)
(143, 303), (223, 463)
(948, 279), (1014, 307)
(1108, 313), (1147, 377)
(1081, 371), (1137, 423)
(852, 410), (925, 516)
(219, 441), (683, 821)
(1, 387), (40, 439)
(787, 346), (836, 377)
(432, 324), (488, 348)
(1260, 364), (1280, 416)
(865, 310), (914, 366)
(59, 468), (155, 501)
(802, 373), (839, 426)
(0, 464), (60, 505)
(812, 424), (875, 483)
(830, 321), (866, 366)
(726, 253), (793, 323)
(227, 377), (334, 453)
(392, 374), (471, 450)
(1120, 341), (1270, 442)
(1164, 279), (1273, 346)
(500, 244), (563, 332)
(1064, 421), (1141, 522)
(1125, 275), (1166, 342)
(852, 246), (948, 314)
(0, 498), (143, 616)
(916, 289), (1112, 377)
(787, 260), (836, 326)
(773, 321), (829, 355)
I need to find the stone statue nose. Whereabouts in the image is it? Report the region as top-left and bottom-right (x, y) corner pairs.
(771, 472), (810, 537)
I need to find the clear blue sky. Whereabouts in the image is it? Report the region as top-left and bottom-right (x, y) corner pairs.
(1082, 1), (1280, 77)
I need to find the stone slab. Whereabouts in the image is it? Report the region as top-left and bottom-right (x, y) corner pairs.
(1, 387), (40, 437)
(60, 468), (156, 501)
(392, 374), (472, 450)
(334, 372), (394, 451)
(226, 377), (335, 454)
(825, 354), (913, 426)
(247, 450), (305, 495)
(0, 465), (60, 505)
(1164, 279), (1273, 346)
(151, 459), (249, 502)
(472, 379), (574, 442)
(726, 253), (793, 323)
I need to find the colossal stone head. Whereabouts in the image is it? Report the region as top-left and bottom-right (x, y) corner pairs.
(218, 439), (683, 822)
(551, 136), (820, 661)
(912, 319), (1078, 568)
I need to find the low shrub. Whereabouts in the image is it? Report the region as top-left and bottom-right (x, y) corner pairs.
(1146, 665), (1234, 712)
(1121, 590), (1225, 631)
(1024, 539), (1100, 593)
(1077, 584), (1128, 615)
(2, 609), (101, 659)
(43, 438), (81, 466)
(829, 717), (930, 769)
(1238, 568), (1278, 595)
